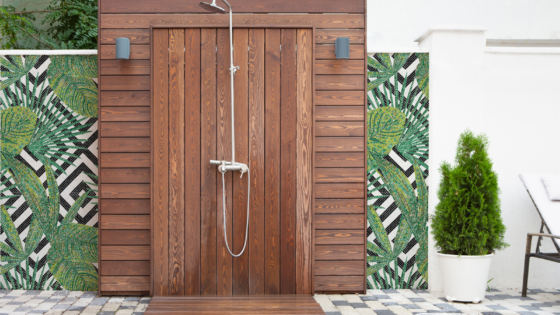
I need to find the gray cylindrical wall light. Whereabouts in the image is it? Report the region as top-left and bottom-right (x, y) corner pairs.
(115, 37), (130, 60)
(335, 37), (350, 60)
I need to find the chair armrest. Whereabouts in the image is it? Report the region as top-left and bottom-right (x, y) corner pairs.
(527, 233), (560, 240)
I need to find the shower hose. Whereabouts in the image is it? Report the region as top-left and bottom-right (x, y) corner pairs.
(220, 165), (250, 257)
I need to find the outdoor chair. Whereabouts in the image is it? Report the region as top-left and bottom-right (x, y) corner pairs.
(518, 174), (560, 297)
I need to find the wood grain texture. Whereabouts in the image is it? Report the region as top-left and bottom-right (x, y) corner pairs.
(100, 91), (150, 106)
(315, 153), (364, 168)
(100, 184), (150, 199)
(248, 28), (265, 295)
(100, 107), (150, 121)
(100, 199), (151, 215)
(100, 45), (150, 59)
(216, 28), (233, 295)
(100, 60), (150, 75)
(314, 276), (364, 292)
(184, 28), (201, 296)
(314, 261), (364, 275)
(315, 60), (364, 75)
(101, 230), (151, 245)
(100, 168), (150, 183)
(316, 106), (364, 121)
(296, 28), (312, 295)
(100, 138), (150, 152)
(314, 230), (365, 245)
(100, 76), (150, 90)
(100, 14), (364, 29)
(100, 29), (151, 44)
(101, 261), (151, 275)
(232, 28), (249, 295)
(100, 122), (150, 138)
(168, 28), (185, 295)
(315, 75), (364, 91)
(200, 28), (217, 295)
(314, 215), (364, 230)
(280, 28), (297, 295)
(152, 28), (169, 296)
(101, 246), (151, 260)
(314, 168), (364, 183)
(101, 215), (151, 230)
(100, 153), (150, 168)
(315, 137), (364, 152)
(315, 122), (364, 136)
(315, 91), (364, 105)
(314, 245), (364, 260)
(315, 183), (364, 199)
(264, 28), (281, 294)
(315, 30), (364, 44)
(315, 44), (365, 60)
(100, 276), (150, 291)
(101, 0), (364, 13)
(314, 199), (364, 214)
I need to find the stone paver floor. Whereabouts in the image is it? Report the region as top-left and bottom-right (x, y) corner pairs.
(0, 288), (559, 314)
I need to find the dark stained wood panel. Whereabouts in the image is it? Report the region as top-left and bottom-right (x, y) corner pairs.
(100, 122), (150, 138)
(100, 91), (150, 106)
(315, 245), (364, 261)
(101, 215), (151, 229)
(315, 183), (364, 199)
(101, 0), (364, 13)
(314, 261), (364, 275)
(100, 107), (150, 121)
(315, 75), (364, 91)
(100, 168), (150, 183)
(100, 276), (150, 291)
(315, 168), (365, 183)
(100, 14), (364, 29)
(100, 60), (150, 75)
(316, 106), (364, 121)
(315, 44), (365, 60)
(100, 138), (150, 152)
(315, 230), (365, 245)
(316, 122), (364, 137)
(100, 76), (150, 90)
(315, 137), (364, 152)
(100, 153), (150, 168)
(314, 276), (364, 292)
(315, 153), (364, 168)
(100, 45), (150, 59)
(315, 29), (365, 44)
(100, 29), (151, 44)
(316, 91), (364, 105)
(100, 184), (150, 199)
(315, 199), (364, 214)
(101, 261), (151, 275)
(101, 246), (151, 260)
(101, 230), (151, 245)
(315, 60), (364, 75)
(314, 215), (364, 230)
(100, 199), (151, 215)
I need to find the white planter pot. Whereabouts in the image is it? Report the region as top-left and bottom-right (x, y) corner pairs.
(437, 252), (493, 303)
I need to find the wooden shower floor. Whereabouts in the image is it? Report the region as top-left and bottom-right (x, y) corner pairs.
(144, 295), (325, 315)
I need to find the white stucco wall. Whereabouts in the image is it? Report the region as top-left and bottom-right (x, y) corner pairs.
(419, 28), (560, 293)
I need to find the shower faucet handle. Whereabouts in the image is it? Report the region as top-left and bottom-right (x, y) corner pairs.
(230, 65), (240, 75)
(238, 163), (248, 178)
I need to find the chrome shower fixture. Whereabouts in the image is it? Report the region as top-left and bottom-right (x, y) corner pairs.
(199, 0), (226, 13)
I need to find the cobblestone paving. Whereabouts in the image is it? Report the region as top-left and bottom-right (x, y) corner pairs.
(315, 289), (560, 315)
(0, 288), (559, 314)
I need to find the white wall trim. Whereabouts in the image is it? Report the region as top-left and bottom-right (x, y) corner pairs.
(367, 48), (428, 54)
(485, 47), (560, 54)
(0, 50), (97, 55)
(416, 25), (488, 44)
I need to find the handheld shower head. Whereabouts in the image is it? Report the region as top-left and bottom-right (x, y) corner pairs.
(199, 0), (226, 13)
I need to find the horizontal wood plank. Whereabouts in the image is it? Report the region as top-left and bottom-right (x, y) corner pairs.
(315, 199), (364, 214)
(315, 153), (364, 168)
(315, 245), (364, 260)
(100, 60), (150, 75)
(316, 106), (364, 121)
(101, 230), (151, 245)
(100, 91), (150, 106)
(100, 153), (150, 168)
(100, 138), (150, 153)
(100, 29), (151, 44)
(314, 214), (364, 230)
(314, 261), (364, 276)
(315, 60), (364, 75)
(100, 122), (150, 137)
(315, 44), (365, 60)
(100, 168), (150, 183)
(315, 137), (364, 152)
(316, 75), (364, 91)
(100, 76), (150, 91)
(315, 29), (364, 44)
(316, 91), (364, 105)
(100, 184), (150, 199)
(101, 246), (151, 260)
(100, 107), (150, 122)
(316, 122), (364, 137)
(100, 261), (151, 275)
(315, 168), (364, 183)
(100, 276), (150, 291)
(315, 230), (365, 245)
(101, 215), (151, 230)
(314, 276), (364, 291)
(100, 45), (150, 60)
(100, 199), (151, 214)
(315, 183), (364, 199)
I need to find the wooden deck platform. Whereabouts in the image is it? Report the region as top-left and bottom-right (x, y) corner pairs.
(144, 295), (325, 314)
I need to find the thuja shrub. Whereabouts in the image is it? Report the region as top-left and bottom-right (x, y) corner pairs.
(432, 130), (508, 255)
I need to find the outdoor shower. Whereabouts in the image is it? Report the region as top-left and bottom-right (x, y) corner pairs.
(201, 0), (250, 258)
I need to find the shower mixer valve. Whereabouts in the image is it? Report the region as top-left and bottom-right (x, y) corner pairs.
(209, 159), (248, 178)
(230, 65), (240, 75)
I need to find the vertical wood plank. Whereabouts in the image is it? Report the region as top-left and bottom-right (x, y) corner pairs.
(168, 28), (185, 295)
(232, 28), (249, 295)
(280, 28), (297, 294)
(296, 28), (313, 294)
(216, 28), (233, 295)
(200, 28), (217, 295)
(184, 28), (201, 296)
(248, 28), (265, 295)
(152, 28), (169, 296)
(264, 28), (281, 294)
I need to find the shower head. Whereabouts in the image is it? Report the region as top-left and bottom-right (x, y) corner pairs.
(199, 0), (226, 13)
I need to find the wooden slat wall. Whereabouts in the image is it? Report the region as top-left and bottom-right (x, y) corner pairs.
(98, 0), (366, 295)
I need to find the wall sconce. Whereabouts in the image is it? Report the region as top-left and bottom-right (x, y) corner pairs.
(335, 37), (350, 60)
(116, 37), (130, 60)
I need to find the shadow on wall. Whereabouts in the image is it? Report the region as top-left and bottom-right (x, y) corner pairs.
(0, 54), (98, 291)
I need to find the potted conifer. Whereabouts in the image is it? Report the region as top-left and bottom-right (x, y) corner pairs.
(432, 131), (508, 303)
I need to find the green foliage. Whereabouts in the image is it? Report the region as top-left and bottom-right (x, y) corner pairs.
(415, 54), (429, 99)
(0, 56), (39, 90)
(0, 106), (37, 157)
(431, 131), (508, 255)
(0, 0), (97, 49)
(367, 107), (405, 157)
